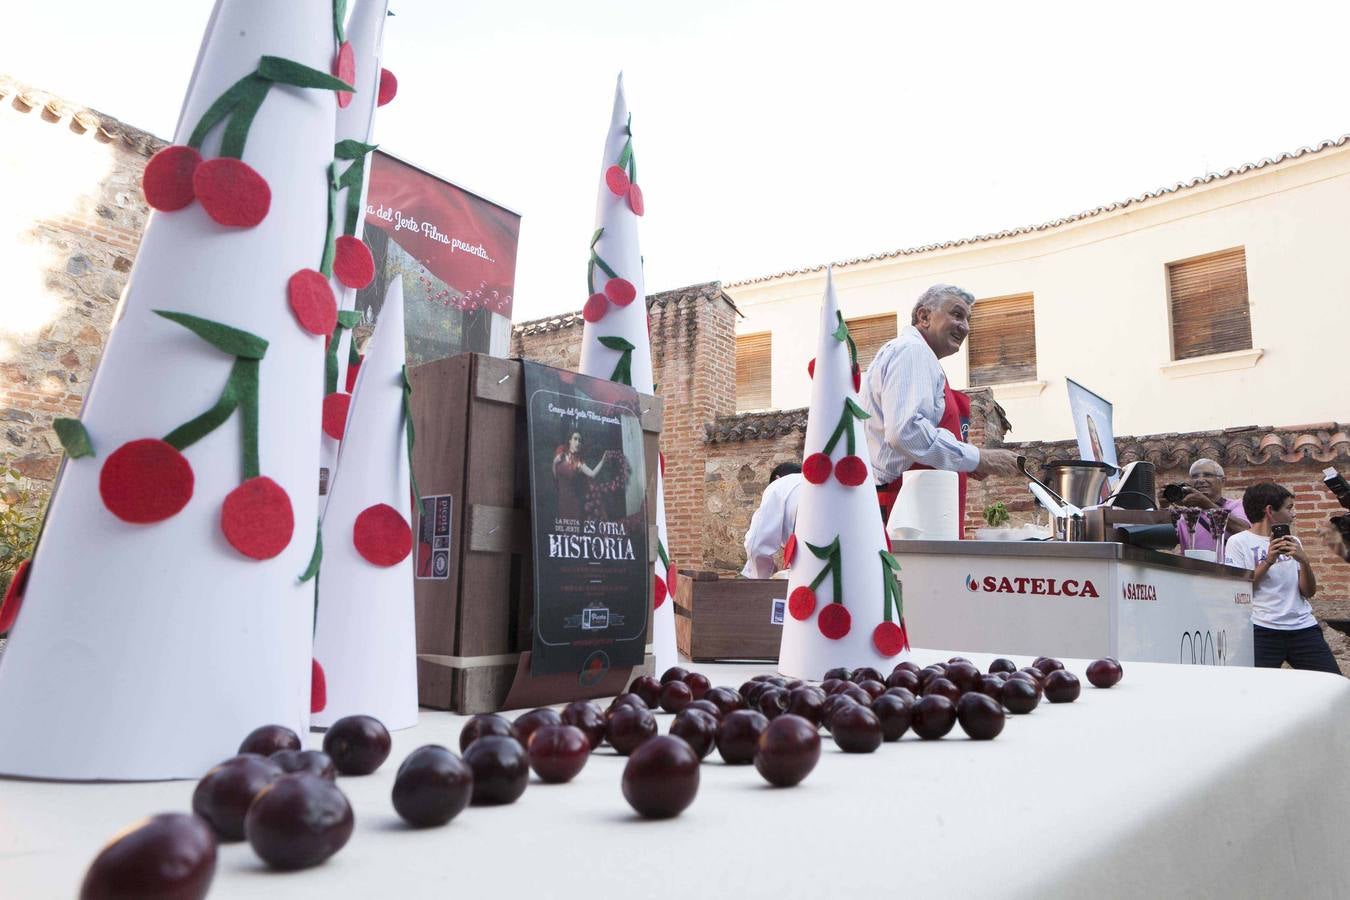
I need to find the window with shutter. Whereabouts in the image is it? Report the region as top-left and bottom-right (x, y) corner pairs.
(968, 293), (1037, 387)
(735, 332), (772, 412)
(1167, 247), (1252, 360)
(844, 314), (898, 373)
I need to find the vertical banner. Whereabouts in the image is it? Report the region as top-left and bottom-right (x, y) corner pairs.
(523, 362), (648, 678)
(356, 151), (521, 364)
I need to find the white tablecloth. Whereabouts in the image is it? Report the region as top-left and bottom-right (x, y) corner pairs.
(2, 650), (1349, 899)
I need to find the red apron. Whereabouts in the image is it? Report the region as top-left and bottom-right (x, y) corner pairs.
(877, 383), (970, 538)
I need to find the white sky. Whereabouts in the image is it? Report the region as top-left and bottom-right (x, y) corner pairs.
(6, 0), (1350, 322)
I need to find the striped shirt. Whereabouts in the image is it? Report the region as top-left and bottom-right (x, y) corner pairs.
(860, 325), (980, 484)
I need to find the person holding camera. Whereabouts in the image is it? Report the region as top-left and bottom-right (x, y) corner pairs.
(1224, 482), (1339, 673)
(1166, 458), (1249, 553)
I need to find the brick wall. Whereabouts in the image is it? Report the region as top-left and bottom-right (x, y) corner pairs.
(514, 282), (739, 570)
(0, 79), (163, 486)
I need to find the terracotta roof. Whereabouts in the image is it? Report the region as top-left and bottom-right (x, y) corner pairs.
(1009, 423), (1350, 470)
(705, 408), (808, 444)
(726, 134), (1350, 287)
(0, 76), (167, 158)
(513, 281), (735, 337)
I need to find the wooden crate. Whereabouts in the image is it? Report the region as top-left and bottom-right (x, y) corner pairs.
(673, 572), (787, 663)
(409, 353), (660, 713)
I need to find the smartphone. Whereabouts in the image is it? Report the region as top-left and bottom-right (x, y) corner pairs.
(1271, 523), (1291, 540)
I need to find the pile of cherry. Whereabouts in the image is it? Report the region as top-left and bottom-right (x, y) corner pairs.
(78, 656), (1123, 899)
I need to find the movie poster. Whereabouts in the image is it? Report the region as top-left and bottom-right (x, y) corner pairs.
(523, 362), (648, 677)
(355, 151), (521, 364)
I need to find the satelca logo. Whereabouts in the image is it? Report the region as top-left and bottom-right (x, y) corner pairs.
(964, 574), (1100, 598)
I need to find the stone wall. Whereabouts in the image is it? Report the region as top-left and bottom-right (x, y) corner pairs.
(0, 78), (163, 487)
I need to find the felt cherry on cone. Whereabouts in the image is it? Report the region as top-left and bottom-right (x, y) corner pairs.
(873, 621), (907, 657)
(582, 293), (609, 323)
(802, 452), (832, 484)
(333, 236), (375, 289)
(221, 476), (294, 560)
(0, 559), (31, 634)
(627, 183), (645, 216)
(333, 41), (356, 108)
(142, 145), (202, 212)
(606, 165), (631, 196)
(788, 586), (816, 621)
(288, 269), (338, 336)
(352, 503), (412, 566)
(605, 278), (637, 306)
(377, 68), (397, 106)
(99, 439), (195, 524)
(311, 659), (327, 713)
(344, 355), (363, 393)
(783, 534), (797, 566)
(835, 455), (869, 487)
(653, 574), (667, 609)
(192, 158), (271, 228)
(322, 393), (352, 440)
(818, 603), (852, 639)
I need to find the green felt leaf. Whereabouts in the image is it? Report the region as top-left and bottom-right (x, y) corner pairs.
(335, 139), (378, 159)
(299, 520), (323, 582)
(598, 336), (636, 352)
(590, 227), (604, 249)
(879, 549), (901, 571)
(156, 310), (268, 359)
(845, 398), (871, 420)
(53, 418), (94, 459)
(337, 310), (362, 328)
(188, 74), (255, 151)
(219, 75), (269, 160)
(832, 315), (850, 343)
(805, 537), (839, 560)
(258, 56), (355, 93)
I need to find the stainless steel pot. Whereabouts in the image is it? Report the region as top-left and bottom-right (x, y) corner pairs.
(1044, 460), (1118, 510)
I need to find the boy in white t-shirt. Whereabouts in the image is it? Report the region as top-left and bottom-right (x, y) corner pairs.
(1224, 482), (1340, 673)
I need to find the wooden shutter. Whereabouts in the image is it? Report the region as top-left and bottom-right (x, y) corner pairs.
(736, 332), (772, 411)
(844, 313), (898, 373)
(1167, 247), (1252, 360)
(968, 293), (1037, 386)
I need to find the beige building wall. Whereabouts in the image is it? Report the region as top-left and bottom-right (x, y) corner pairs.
(727, 139), (1350, 442)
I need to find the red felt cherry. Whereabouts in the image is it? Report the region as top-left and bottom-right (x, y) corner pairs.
(802, 452), (832, 484)
(659, 452), (665, 478)
(142, 144), (202, 212)
(333, 236), (375, 290)
(627, 183), (644, 216)
(653, 574), (667, 609)
(582, 293), (608, 323)
(818, 603), (851, 639)
(852, 363), (861, 392)
(604, 278), (637, 306)
(287, 269), (337, 336)
(835, 455), (869, 487)
(788, 586), (816, 621)
(667, 563), (677, 593)
(344, 355), (363, 393)
(377, 68), (398, 106)
(605, 165), (630, 196)
(873, 621), (907, 657)
(221, 476), (294, 560)
(322, 392), (352, 440)
(100, 438), (194, 524)
(807, 358), (815, 379)
(353, 503), (412, 566)
(311, 658), (327, 713)
(193, 158), (270, 228)
(783, 534), (797, 566)
(0, 558), (31, 633)
(333, 42), (356, 109)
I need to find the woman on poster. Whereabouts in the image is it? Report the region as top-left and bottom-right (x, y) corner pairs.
(553, 431), (607, 520)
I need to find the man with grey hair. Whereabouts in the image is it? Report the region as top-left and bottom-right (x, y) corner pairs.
(1173, 457), (1249, 553)
(861, 284), (1020, 529)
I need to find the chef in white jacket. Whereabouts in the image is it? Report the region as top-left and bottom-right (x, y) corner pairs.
(741, 462), (804, 579)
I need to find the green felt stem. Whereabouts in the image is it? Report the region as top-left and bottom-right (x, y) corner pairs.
(299, 520), (323, 583)
(629, 150), (636, 184)
(617, 137), (632, 171)
(320, 163), (338, 277)
(53, 418), (94, 459)
(591, 251), (618, 280)
(402, 366), (421, 510)
(236, 358), (261, 481)
(805, 537), (841, 597)
(657, 540), (670, 569)
(332, 0), (348, 44)
(155, 310), (268, 360)
(587, 259), (596, 297)
(348, 332), (361, 367)
(162, 360), (243, 451)
(833, 311), (859, 367)
(339, 156), (366, 236)
(609, 352), (633, 387)
(187, 74), (255, 151)
(257, 56), (354, 93)
(219, 75), (269, 160)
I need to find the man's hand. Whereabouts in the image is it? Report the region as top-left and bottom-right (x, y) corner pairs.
(973, 449), (1021, 479)
(1268, 536), (1298, 559)
(1182, 492), (1216, 510)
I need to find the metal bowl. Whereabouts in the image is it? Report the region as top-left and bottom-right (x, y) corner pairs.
(1044, 459), (1118, 510)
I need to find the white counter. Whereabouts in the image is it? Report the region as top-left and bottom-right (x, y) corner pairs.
(896, 541), (1255, 666)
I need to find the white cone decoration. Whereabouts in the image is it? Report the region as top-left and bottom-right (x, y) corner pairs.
(319, 0), (391, 514)
(577, 74), (676, 674)
(312, 278), (417, 730)
(0, 0), (345, 779)
(777, 270), (911, 679)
